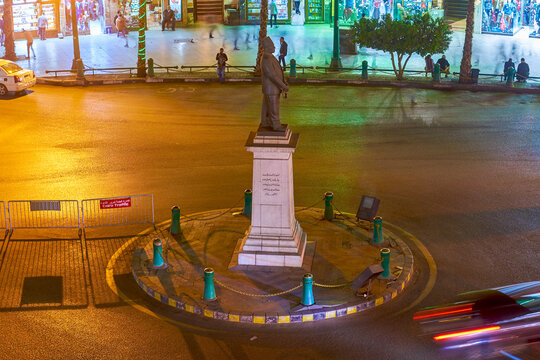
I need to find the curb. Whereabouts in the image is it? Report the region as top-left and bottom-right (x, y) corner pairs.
(36, 75), (540, 94)
(132, 215), (415, 325)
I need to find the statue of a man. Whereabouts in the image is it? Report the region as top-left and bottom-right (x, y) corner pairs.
(260, 36), (289, 131)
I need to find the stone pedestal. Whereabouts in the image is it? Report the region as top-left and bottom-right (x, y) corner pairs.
(237, 125), (307, 267)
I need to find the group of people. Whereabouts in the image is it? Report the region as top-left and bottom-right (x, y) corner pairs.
(504, 58), (530, 82)
(424, 54), (451, 77)
(215, 36), (288, 83)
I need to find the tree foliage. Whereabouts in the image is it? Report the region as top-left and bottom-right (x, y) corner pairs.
(350, 14), (452, 80)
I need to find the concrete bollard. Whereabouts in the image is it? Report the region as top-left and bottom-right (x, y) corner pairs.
(289, 59), (297, 78)
(203, 268), (216, 300)
(506, 67), (515, 87)
(153, 238), (165, 267)
(302, 273), (315, 306)
(148, 58), (155, 77)
(380, 248), (391, 278)
(243, 189), (252, 216)
(433, 64), (441, 83)
(373, 216), (383, 244)
(76, 59), (85, 80)
(170, 206), (181, 235)
(361, 60), (368, 80)
(324, 192), (334, 221)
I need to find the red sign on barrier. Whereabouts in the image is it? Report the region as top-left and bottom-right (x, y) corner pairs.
(100, 198), (131, 209)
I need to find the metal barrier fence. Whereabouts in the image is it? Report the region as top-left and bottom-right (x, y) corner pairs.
(81, 194), (155, 229)
(8, 200), (81, 229)
(0, 201), (7, 231)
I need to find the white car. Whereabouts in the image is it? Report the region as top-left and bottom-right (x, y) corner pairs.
(0, 59), (36, 96)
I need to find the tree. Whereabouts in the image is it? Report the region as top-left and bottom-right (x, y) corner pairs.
(459, 0), (475, 84)
(2, 0), (17, 60)
(350, 14), (451, 80)
(254, 0), (268, 74)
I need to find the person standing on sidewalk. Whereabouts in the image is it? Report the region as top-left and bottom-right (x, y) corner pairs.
(269, 0), (278, 28)
(0, 14), (5, 47)
(22, 29), (36, 58)
(216, 48), (228, 83)
(516, 58), (529, 83)
(278, 37), (287, 70)
(503, 58), (514, 80)
(116, 14), (129, 47)
(37, 13), (48, 40)
(424, 54), (434, 77)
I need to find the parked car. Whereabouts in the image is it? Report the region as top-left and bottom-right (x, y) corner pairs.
(414, 281), (540, 359)
(0, 59), (36, 96)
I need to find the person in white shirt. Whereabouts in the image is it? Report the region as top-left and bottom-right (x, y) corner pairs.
(37, 13), (48, 40)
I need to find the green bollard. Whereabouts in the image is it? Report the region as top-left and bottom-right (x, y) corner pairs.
(243, 189), (252, 216)
(433, 63), (441, 83)
(506, 67), (514, 87)
(380, 248), (391, 278)
(289, 59), (297, 78)
(170, 206), (181, 235)
(302, 273), (314, 306)
(148, 58), (155, 77)
(361, 60), (368, 80)
(203, 268), (216, 300)
(153, 238), (165, 268)
(373, 216), (383, 244)
(324, 192), (334, 220)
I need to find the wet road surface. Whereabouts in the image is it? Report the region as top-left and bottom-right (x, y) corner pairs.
(0, 83), (538, 359)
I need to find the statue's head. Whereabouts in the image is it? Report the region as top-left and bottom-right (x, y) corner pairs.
(262, 37), (275, 54)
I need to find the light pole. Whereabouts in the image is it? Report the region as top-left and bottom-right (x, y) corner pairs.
(329, 0), (342, 70)
(70, 0), (84, 79)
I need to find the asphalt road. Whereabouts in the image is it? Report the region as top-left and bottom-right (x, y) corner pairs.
(0, 83), (538, 360)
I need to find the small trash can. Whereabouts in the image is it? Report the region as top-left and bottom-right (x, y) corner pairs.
(470, 68), (480, 84)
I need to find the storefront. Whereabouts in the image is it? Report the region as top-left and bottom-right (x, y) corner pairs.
(337, 0), (431, 25)
(243, 0), (324, 23)
(0, 0), (60, 39)
(479, 0), (539, 37)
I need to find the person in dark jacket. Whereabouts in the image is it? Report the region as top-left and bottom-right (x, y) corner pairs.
(503, 58), (515, 80)
(516, 58), (529, 82)
(436, 55), (450, 77)
(279, 37), (288, 70)
(162, 6), (176, 31)
(216, 48), (228, 83)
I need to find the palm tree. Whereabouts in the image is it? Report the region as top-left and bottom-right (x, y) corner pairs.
(459, 0), (475, 83)
(137, 0), (147, 77)
(3, 0), (17, 60)
(254, 0), (268, 74)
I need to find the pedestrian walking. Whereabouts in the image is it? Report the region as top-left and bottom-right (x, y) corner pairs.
(162, 6), (176, 31)
(216, 48), (228, 83)
(115, 14), (129, 47)
(516, 58), (529, 83)
(436, 55), (450, 77)
(37, 12), (48, 40)
(279, 36), (287, 69)
(1, 14), (6, 46)
(113, 10), (121, 37)
(294, 0), (301, 14)
(269, 0), (278, 28)
(22, 29), (36, 58)
(503, 58), (515, 80)
(424, 54), (434, 77)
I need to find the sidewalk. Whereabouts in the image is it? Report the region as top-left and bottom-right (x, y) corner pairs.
(132, 208), (414, 324)
(2, 24), (540, 81)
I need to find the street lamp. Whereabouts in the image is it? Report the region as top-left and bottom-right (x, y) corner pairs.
(329, 0), (342, 70)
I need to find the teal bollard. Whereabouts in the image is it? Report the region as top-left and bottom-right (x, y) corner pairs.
(380, 248), (391, 278)
(170, 206), (181, 235)
(302, 273), (315, 306)
(148, 58), (155, 77)
(203, 268), (216, 300)
(153, 238), (165, 268)
(324, 192), (334, 220)
(243, 189), (252, 216)
(433, 63), (441, 83)
(361, 60), (368, 80)
(506, 67), (514, 87)
(373, 216), (383, 244)
(289, 59), (297, 78)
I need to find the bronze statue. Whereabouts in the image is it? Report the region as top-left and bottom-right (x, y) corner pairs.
(260, 36), (289, 131)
